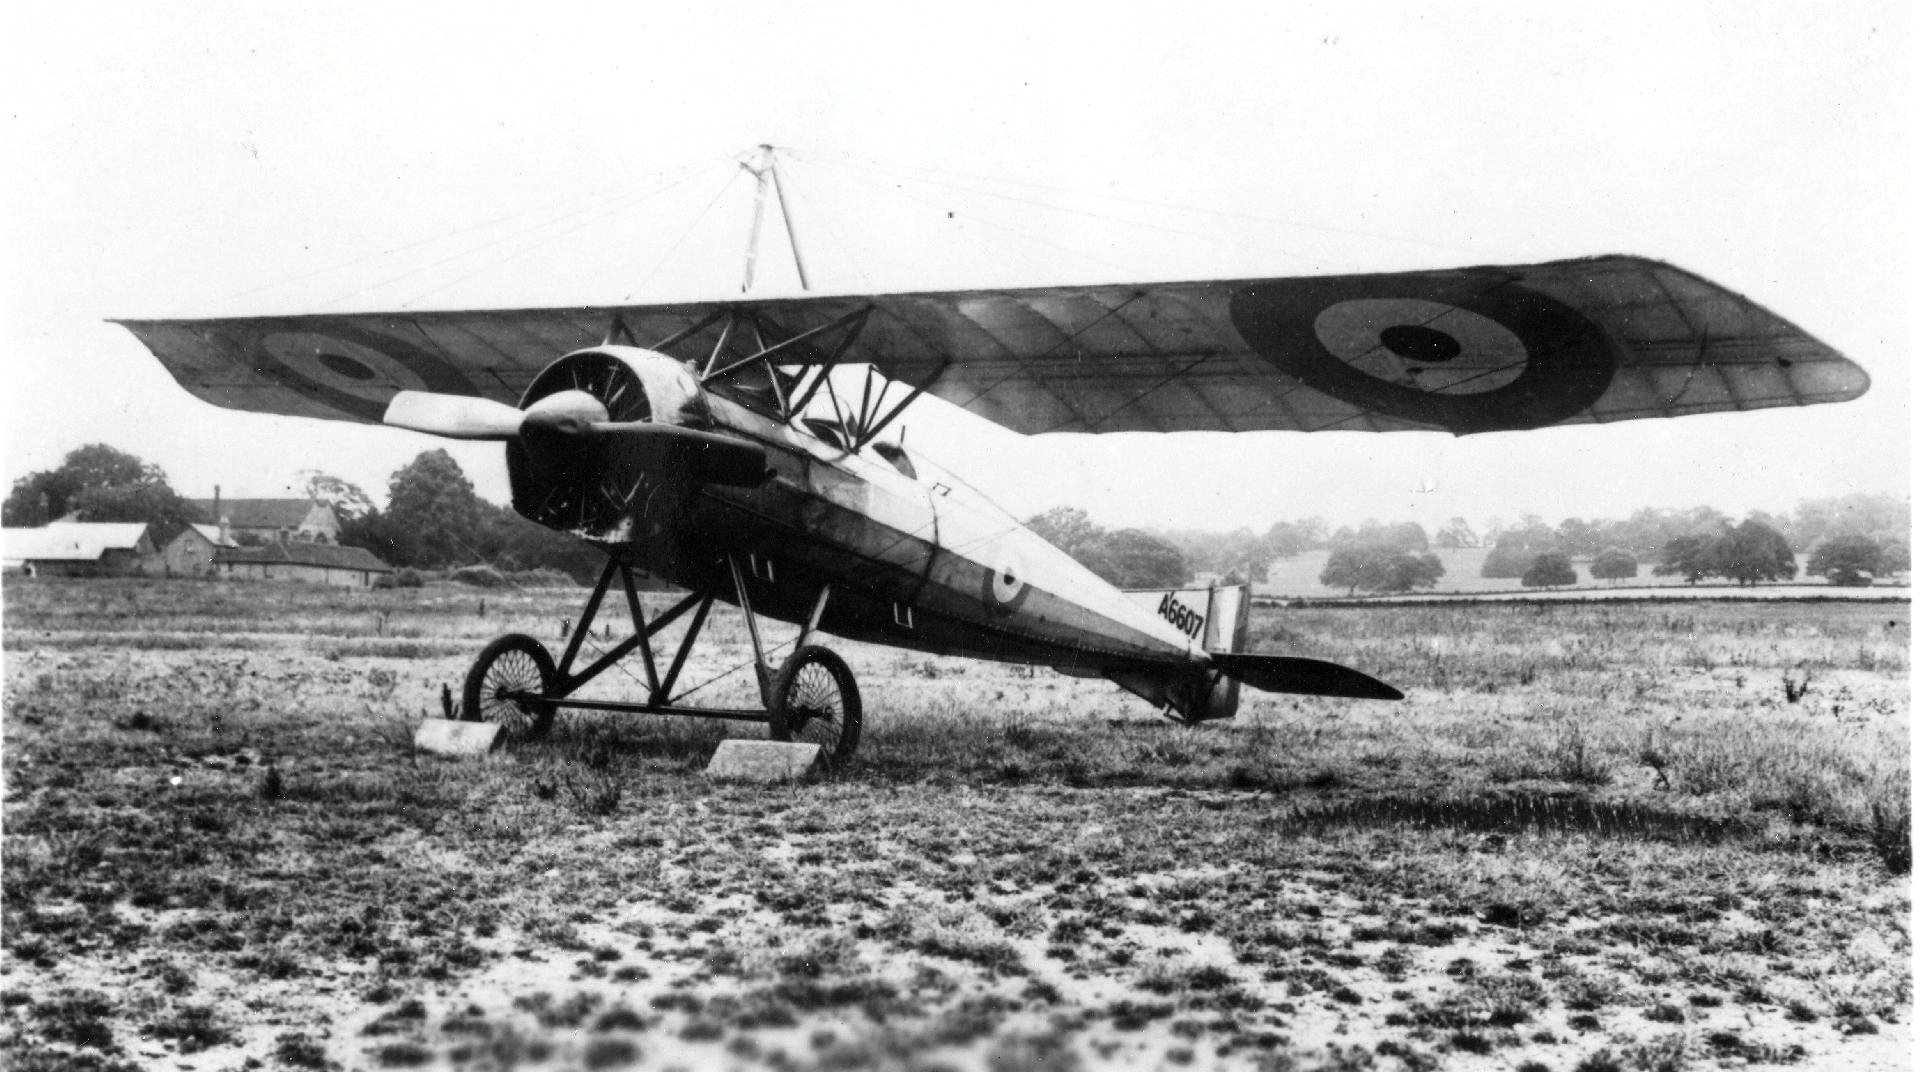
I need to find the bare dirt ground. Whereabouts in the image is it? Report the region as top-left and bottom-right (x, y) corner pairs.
(2, 579), (1909, 1071)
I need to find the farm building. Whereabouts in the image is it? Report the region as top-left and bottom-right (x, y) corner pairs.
(186, 496), (340, 544)
(2, 522), (161, 577)
(215, 540), (391, 586)
(160, 523), (240, 578)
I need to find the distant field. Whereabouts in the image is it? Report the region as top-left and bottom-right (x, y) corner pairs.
(1, 578), (1910, 1071)
(1258, 548), (1906, 599)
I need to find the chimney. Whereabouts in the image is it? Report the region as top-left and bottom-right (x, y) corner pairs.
(213, 485), (229, 546)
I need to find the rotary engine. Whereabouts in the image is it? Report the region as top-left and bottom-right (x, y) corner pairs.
(382, 346), (766, 544)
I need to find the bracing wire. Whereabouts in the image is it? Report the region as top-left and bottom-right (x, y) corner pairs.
(766, 156), (874, 292)
(211, 169), (699, 311)
(798, 149), (1288, 255)
(627, 167), (748, 300)
(387, 160), (735, 309)
(792, 145), (1471, 254)
(810, 153), (1145, 278)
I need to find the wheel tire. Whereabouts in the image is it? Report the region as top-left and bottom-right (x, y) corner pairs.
(769, 645), (862, 767)
(462, 633), (558, 742)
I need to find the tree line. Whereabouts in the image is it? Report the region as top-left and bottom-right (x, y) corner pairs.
(1035, 495), (1908, 594)
(3, 444), (602, 583)
(7, 443), (1907, 592)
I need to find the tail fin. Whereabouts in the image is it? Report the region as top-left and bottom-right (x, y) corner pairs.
(1119, 584), (1255, 722)
(1124, 584), (1252, 654)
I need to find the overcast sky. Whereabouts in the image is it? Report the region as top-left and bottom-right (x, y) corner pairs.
(3, 2), (1909, 535)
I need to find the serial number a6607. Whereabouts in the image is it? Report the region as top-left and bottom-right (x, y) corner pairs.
(1157, 592), (1203, 639)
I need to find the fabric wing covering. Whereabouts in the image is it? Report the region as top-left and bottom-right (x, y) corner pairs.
(115, 255), (1866, 437)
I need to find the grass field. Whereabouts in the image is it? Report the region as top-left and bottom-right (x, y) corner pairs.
(1, 578), (1910, 1071)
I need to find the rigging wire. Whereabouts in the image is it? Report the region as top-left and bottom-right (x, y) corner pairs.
(770, 156), (874, 292)
(798, 149), (1303, 259)
(627, 167), (748, 300)
(209, 167), (704, 311)
(793, 145), (1471, 254)
(384, 160), (734, 309)
(812, 154), (1146, 278)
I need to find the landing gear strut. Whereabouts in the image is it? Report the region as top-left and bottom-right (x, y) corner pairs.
(459, 554), (862, 765)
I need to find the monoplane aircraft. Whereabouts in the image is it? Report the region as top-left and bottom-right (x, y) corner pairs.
(117, 254), (1867, 763)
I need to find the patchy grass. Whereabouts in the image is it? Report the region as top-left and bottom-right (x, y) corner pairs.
(1, 577), (1908, 1070)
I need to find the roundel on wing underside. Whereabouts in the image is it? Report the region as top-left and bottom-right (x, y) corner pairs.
(1227, 274), (1620, 433)
(250, 324), (482, 421)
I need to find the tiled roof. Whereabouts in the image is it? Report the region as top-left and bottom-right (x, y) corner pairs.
(185, 524), (239, 548)
(186, 498), (329, 529)
(216, 542), (391, 572)
(3, 522), (152, 562)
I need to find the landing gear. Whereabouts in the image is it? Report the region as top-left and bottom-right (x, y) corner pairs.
(770, 645), (862, 767)
(462, 633), (557, 740)
(457, 554), (863, 764)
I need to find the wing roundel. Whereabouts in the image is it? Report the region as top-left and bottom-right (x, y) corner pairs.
(1227, 269), (1621, 434)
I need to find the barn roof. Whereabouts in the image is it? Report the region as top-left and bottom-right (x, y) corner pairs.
(216, 541), (390, 572)
(3, 522), (152, 562)
(183, 524), (239, 548)
(186, 498), (329, 528)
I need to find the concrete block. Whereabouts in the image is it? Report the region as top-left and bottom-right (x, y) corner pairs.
(414, 718), (503, 757)
(706, 739), (823, 783)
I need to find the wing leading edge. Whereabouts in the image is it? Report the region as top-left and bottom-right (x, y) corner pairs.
(115, 255), (1866, 437)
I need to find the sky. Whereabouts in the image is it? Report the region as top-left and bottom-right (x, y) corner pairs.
(2, 2), (1910, 536)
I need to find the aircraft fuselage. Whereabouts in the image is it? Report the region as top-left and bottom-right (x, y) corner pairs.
(512, 347), (1204, 680)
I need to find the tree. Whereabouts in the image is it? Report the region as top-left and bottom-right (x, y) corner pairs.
(1521, 551), (1577, 588)
(383, 450), (486, 568)
(1025, 507), (1189, 588)
(1481, 519), (1559, 578)
(1319, 547), (1371, 596)
(1027, 506), (1101, 558)
(1373, 550), (1445, 593)
(1589, 547), (1639, 584)
(300, 470), (377, 521)
(1077, 529), (1190, 589)
(1717, 519), (1796, 586)
(1654, 532), (1724, 584)
(1880, 538), (1910, 576)
(1556, 518), (1602, 559)
(1320, 546), (1444, 595)
(1264, 518), (1327, 557)
(1434, 517), (1480, 549)
(1793, 493), (1907, 552)
(1330, 519), (1427, 554)
(2, 443), (197, 540)
(71, 482), (198, 542)
(1807, 534), (1883, 586)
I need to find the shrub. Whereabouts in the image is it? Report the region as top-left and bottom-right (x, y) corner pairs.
(449, 565), (508, 588)
(373, 567), (423, 589)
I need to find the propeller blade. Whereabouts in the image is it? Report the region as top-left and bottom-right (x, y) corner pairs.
(1210, 653), (1405, 701)
(383, 391), (525, 440)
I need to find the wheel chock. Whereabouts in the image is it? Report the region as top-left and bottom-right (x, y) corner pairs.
(706, 740), (823, 782)
(414, 718), (504, 757)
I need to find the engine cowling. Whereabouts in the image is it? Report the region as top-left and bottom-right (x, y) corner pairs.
(506, 347), (715, 541)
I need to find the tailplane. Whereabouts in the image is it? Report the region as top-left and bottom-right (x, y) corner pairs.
(1210, 652), (1404, 701)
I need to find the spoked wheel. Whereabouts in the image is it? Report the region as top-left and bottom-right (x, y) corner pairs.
(462, 633), (558, 742)
(769, 645), (862, 767)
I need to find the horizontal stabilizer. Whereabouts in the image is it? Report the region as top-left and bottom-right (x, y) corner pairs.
(1212, 653), (1404, 701)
